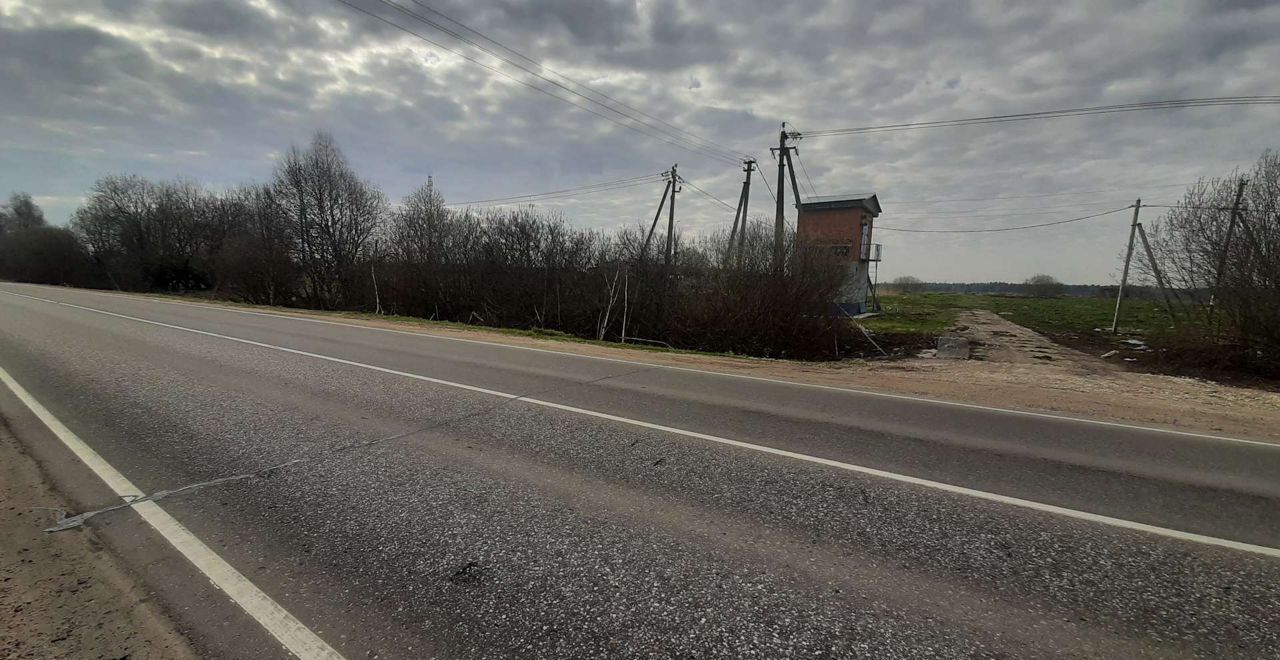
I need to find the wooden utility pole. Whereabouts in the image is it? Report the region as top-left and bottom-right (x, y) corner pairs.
(728, 159), (755, 266)
(728, 173), (746, 256)
(641, 174), (672, 263)
(774, 126), (788, 274)
(664, 164), (679, 272)
(783, 148), (803, 209)
(738, 159), (753, 267)
(1137, 222), (1180, 327)
(1209, 178), (1248, 323)
(1110, 199), (1141, 333)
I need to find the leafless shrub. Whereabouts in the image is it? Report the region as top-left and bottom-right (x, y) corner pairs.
(273, 132), (387, 309)
(0, 192), (45, 236)
(1024, 274), (1064, 298)
(1138, 149), (1280, 366)
(49, 134), (860, 359)
(889, 275), (925, 294)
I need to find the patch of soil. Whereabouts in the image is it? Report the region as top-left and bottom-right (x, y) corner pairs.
(841, 331), (936, 359)
(0, 424), (197, 660)
(952, 310), (1110, 371)
(1040, 327), (1280, 392)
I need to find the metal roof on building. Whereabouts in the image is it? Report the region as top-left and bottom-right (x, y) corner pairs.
(798, 193), (881, 216)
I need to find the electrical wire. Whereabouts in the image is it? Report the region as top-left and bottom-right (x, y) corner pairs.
(453, 180), (661, 207)
(755, 166), (776, 204)
(402, 0), (751, 163)
(875, 206), (1132, 233)
(334, 0), (742, 165)
(801, 97), (1280, 137)
(1143, 204), (1244, 211)
(794, 150), (818, 198)
(884, 182), (1194, 205)
(447, 173), (664, 206)
(680, 178), (737, 211)
(884, 199), (1138, 220)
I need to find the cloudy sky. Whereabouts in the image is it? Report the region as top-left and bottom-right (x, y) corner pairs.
(2, 0), (1277, 283)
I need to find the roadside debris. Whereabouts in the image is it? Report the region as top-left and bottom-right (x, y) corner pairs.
(936, 336), (971, 360)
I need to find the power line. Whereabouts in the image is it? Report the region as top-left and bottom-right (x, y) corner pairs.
(800, 97), (1280, 137)
(875, 206), (1132, 233)
(884, 199), (1139, 220)
(447, 173), (664, 206)
(1144, 204), (1252, 211)
(884, 182), (1194, 205)
(755, 166), (776, 204)
(794, 150), (818, 198)
(680, 178), (736, 211)
(335, 0), (743, 165)
(401, 0), (750, 163)
(454, 180), (661, 207)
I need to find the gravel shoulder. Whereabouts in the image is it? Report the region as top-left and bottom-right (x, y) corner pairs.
(0, 421), (197, 660)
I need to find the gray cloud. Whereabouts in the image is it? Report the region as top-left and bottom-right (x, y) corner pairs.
(1, 0), (1278, 282)
(158, 0), (275, 39)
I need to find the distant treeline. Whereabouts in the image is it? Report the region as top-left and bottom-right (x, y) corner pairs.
(0, 133), (861, 359)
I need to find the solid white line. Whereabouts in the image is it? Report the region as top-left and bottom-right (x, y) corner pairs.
(7, 289), (1280, 559)
(32, 285), (1276, 449)
(0, 365), (347, 660)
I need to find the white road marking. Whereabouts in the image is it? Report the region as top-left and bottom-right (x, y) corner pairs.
(0, 366), (347, 660)
(30, 284), (1278, 449)
(6, 289), (1280, 559)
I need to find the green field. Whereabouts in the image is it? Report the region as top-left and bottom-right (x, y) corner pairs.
(861, 293), (1172, 338)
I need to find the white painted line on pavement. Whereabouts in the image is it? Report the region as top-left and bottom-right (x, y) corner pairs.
(7, 289), (1280, 559)
(0, 365), (347, 660)
(24, 284), (1277, 449)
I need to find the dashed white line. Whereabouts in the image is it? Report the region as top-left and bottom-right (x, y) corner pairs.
(0, 365), (347, 660)
(6, 289), (1280, 559)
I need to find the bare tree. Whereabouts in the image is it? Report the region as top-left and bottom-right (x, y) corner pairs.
(1024, 274), (1064, 298)
(218, 185), (298, 305)
(0, 192), (46, 237)
(273, 132), (387, 308)
(890, 275), (925, 294)
(0, 226), (92, 285)
(48, 135), (869, 360)
(1140, 149), (1280, 358)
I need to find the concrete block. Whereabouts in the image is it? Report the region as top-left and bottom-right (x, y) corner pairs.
(936, 336), (971, 360)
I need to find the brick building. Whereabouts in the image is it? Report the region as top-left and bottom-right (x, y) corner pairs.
(797, 193), (882, 314)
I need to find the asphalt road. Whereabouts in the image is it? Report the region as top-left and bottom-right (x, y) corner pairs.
(1, 282), (1277, 659)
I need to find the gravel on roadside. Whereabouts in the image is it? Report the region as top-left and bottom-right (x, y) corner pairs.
(0, 421), (197, 660)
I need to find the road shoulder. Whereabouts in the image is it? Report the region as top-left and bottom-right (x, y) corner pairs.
(0, 421), (198, 660)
